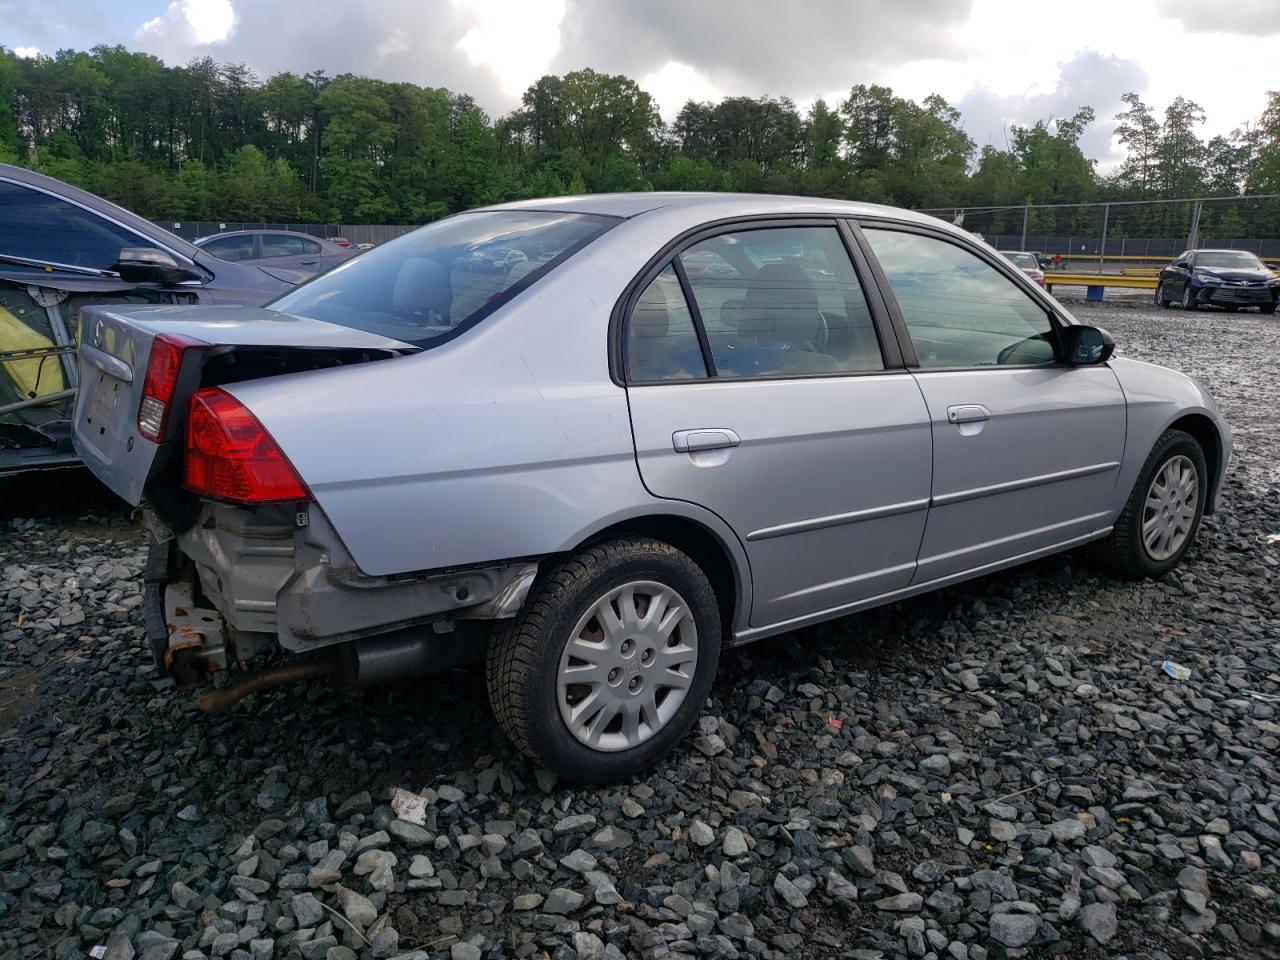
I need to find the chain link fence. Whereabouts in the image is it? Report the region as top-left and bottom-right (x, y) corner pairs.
(918, 195), (1280, 269)
(152, 221), (419, 245)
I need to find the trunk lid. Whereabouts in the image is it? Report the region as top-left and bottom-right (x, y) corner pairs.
(72, 304), (412, 506)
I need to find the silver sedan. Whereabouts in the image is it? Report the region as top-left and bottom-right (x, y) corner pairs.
(73, 193), (1231, 783)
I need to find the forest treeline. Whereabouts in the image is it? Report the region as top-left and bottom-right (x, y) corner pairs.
(3, 44), (1280, 238)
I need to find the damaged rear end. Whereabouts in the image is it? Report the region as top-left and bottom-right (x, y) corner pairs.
(73, 305), (536, 705)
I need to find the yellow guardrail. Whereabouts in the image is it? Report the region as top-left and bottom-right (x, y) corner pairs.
(1044, 273), (1159, 290)
(1121, 267), (1162, 276)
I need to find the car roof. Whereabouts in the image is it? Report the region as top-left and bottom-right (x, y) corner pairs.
(0, 161), (201, 259)
(473, 191), (953, 229)
(1190, 248), (1259, 254)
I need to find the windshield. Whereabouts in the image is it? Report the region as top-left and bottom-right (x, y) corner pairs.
(267, 210), (616, 346)
(1002, 252), (1038, 269)
(1196, 251), (1265, 269)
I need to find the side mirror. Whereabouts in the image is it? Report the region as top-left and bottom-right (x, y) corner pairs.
(1173, 260), (1189, 270)
(113, 248), (203, 285)
(1063, 325), (1114, 365)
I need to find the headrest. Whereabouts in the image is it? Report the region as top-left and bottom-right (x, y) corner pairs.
(393, 258), (451, 319)
(741, 262), (819, 340)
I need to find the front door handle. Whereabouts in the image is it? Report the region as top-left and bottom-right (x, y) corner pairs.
(300, 259), (319, 265)
(672, 428), (741, 453)
(947, 404), (990, 424)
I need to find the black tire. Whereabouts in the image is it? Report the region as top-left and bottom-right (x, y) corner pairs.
(1154, 283), (1170, 308)
(1261, 303), (1277, 315)
(485, 536), (721, 783)
(1182, 285), (1198, 310)
(1090, 429), (1207, 579)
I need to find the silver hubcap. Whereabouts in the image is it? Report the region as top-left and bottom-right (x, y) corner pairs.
(556, 580), (698, 752)
(1142, 454), (1198, 561)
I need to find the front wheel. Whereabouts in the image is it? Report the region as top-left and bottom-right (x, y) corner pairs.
(486, 536), (721, 783)
(1261, 303), (1277, 315)
(1182, 285), (1198, 310)
(1090, 429), (1207, 579)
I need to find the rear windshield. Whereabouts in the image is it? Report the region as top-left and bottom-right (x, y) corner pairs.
(266, 210), (616, 346)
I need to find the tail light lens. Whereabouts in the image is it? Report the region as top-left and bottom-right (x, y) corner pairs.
(137, 333), (208, 442)
(184, 387), (308, 504)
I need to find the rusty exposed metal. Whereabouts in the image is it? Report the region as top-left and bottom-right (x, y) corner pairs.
(195, 654), (340, 713)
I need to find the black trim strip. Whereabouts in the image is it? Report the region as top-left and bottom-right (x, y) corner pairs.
(931, 461), (1120, 507)
(746, 497), (930, 541)
(671, 255), (716, 377)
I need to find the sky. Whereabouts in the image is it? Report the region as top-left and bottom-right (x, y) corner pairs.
(3, 0), (1278, 170)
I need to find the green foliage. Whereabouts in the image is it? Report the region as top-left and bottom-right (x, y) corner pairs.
(0, 43), (1270, 235)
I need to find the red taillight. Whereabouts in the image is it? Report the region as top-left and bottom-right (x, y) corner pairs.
(184, 387), (308, 504)
(138, 333), (208, 442)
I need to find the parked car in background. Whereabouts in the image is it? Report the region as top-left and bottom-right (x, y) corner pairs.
(195, 230), (356, 277)
(72, 193), (1230, 782)
(1000, 250), (1046, 286)
(1155, 249), (1279, 313)
(0, 163), (300, 474)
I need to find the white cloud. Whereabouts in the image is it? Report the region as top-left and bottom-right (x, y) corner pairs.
(139, 0), (236, 47)
(374, 28), (412, 64)
(13, 46), (41, 59)
(455, 0), (565, 97)
(641, 62), (724, 121)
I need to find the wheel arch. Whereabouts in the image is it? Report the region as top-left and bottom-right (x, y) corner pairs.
(1167, 412), (1224, 514)
(570, 510), (751, 637)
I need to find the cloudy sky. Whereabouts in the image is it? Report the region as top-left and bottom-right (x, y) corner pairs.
(3, 0), (1277, 168)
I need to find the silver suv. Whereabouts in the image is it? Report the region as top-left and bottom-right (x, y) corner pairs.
(72, 193), (1231, 783)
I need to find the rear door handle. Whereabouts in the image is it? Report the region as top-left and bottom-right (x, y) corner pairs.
(300, 259), (319, 265)
(947, 404), (990, 424)
(672, 428), (741, 453)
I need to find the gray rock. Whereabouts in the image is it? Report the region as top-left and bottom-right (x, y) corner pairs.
(1079, 902), (1117, 944)
(874, 893), (923, 912)
(689, 820), (715, 847)
(989, 913), (1037, 948)
(290, 893), (325, 928)
(773, 873), (808, 908)
(334, 885), (377, 928)
(543, 887), (585, 914)
(723, 826), (749, 858)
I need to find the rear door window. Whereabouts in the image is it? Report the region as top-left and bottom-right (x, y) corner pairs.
(677, 225), (884, 377)
(201, 235), (257, 262)
(262, 234), (322, 258)
(625, 265), (708, 382)
(0, 179), (158, 271)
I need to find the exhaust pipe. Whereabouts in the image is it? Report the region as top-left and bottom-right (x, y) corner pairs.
(195, 654), (340, 713)
(194, 627), (487, 712)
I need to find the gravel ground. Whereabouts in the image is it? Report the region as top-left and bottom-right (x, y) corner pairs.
(2, 300), (1278, 960)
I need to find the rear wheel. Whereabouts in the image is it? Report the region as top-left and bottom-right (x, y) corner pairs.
(1154, 283), (1170, 308)
(485, 536), (721, 783)
(1090, 429), (1206, 579)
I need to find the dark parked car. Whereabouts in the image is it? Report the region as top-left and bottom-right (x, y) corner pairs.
(1155, 249), (1279, 313)
(0, 163), (300, 473)
(195, 230), (356, 276)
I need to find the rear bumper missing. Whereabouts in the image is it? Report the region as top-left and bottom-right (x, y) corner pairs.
(144, 500), (538, 682)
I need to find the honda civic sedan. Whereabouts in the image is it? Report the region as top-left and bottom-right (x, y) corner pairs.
(72, 193), (1231, 782)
